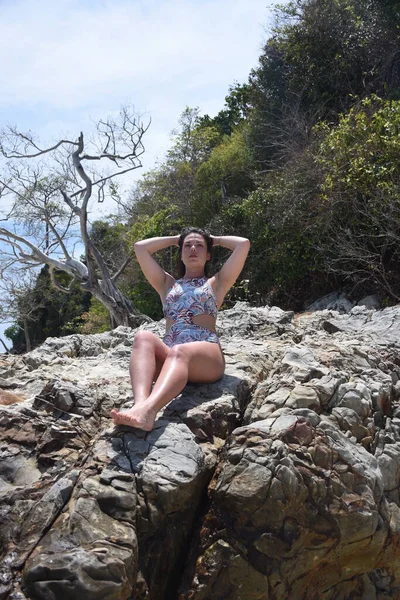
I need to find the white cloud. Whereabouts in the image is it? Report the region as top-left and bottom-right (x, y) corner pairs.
(0, 0), (281, 197)
(1, 0), (273, 112)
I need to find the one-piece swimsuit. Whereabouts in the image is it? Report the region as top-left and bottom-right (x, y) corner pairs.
(163, 276), (219, 348)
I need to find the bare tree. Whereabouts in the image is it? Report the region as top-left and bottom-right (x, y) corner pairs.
(0, 107), (152, 328)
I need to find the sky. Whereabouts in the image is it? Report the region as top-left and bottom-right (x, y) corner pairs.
(0, 0), (279, 347)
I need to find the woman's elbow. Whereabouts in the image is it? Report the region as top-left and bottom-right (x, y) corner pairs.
(134, 242), (146, 259)
(134, 240), (145, 253)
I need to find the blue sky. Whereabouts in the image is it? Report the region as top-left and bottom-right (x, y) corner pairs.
(0, 0), (278, 347)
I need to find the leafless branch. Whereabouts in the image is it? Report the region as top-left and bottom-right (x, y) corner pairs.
(0, 338), (9, 353)
(0, 126), (78, 159)
(111, 256), (132, 282)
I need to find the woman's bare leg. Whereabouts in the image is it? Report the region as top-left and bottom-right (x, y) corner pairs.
(127, 330), (169, 404)
(110, 331), (168, 426)
(111, 341), (224, 430)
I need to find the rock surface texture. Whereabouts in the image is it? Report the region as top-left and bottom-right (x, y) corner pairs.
(1, 304), (400, 599)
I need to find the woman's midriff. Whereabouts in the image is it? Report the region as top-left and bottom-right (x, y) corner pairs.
(165, 314), (217, 334)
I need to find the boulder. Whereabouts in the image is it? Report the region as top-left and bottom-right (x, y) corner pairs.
(2, 303), (400, 598)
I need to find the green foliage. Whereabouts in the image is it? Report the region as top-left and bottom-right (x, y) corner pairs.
(11, 0), (400, 332)
(4, 324), (19, 342)
(6, 267), (91, 353)
(123, 0), (400, 310)
(80, 298), (111, 334)
(194, 127), (254, 224)
(127, 209), (184, 319)
(129, 208), (183, 244)
(216, 150), (324, 307)
(128, 110), (254, 235)
(312, 95), (400, 298)
(249, 0), (400, 166)
(127, 108), (222, 228)
(90, 219), (128, 253)
(129, 281), (163, 321)
(168, 107), (221, 165)
(198, 82), (253, 135)
(316, 96), (400, 198)
(89, 219), (132, 275)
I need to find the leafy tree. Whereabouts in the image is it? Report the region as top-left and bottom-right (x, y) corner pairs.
(3, 266), (92, 353)
(80, 298), (111, 334)
(313, 95), (400, 299)
(215, 146), (325, 309)
(0, 267), (48, 352)
(168, 107), (221, 165)
(89, 218), (132, 281)
(194, 127), (254, 225)
(124, 108), (221, 230)
(126, 106), (255, 238)
(123, 108), (222, 235)
(249, 0), (400, 166)
(127, 209), (184, 319)
(199, 82), (253, 135)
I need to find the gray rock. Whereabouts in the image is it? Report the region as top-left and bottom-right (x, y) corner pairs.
(2, 303), (400, 598)
(306, 291), (354, 313)
(357, 295), (381, 310)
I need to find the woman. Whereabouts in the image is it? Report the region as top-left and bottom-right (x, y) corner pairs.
(111, 227), (250, 431)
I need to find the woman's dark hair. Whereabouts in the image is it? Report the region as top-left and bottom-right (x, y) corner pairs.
(177, 227), (213, 277)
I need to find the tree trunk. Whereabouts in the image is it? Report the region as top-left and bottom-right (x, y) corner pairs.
(89, 277), (152, 329)
(23, 319), (32, 353)
(0, 338), (9, 353)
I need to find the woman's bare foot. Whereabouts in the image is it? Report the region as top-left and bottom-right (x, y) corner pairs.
(110, 405), (157, 431)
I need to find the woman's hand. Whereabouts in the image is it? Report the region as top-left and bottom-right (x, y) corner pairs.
(210, 235), (221, 247)
(171, 234), (180, 247)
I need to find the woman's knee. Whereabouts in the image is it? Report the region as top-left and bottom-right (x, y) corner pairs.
(133, 330), (158, 349)
(167, 344), (189, 363)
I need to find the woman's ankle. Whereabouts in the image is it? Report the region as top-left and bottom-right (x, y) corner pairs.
(133, 396), (147, 406)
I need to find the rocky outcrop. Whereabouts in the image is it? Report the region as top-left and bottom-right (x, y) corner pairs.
(2, 304), (400, 599)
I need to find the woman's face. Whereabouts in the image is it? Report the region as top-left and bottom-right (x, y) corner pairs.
(181, 233), (210, 269)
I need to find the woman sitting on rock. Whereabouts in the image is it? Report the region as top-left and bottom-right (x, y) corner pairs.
(111, 227), (250, 431)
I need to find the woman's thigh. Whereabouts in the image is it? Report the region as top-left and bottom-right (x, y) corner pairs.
(171, 341), (225, 383)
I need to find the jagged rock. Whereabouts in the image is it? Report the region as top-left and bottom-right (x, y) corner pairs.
(306, 291), (354, 313)
(180, 416), (389, 599)
(23, 471), (137, 600)
(357, 295), (381, 310)
(3, 303), (400, 598)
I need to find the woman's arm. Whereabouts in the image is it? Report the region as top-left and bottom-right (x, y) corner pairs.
(211, 235), (250, 305)
(134, 235), (180, 297)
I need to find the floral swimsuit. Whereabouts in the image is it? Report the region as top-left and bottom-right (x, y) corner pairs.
(163, 276), (220, 347)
